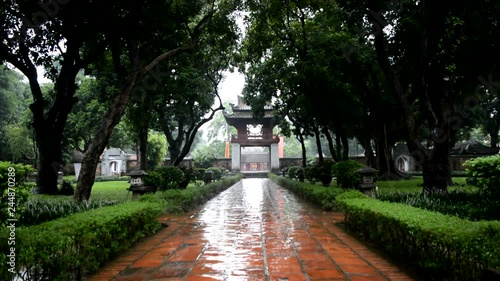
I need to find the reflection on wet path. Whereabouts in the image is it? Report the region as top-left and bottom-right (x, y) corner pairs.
(90, 178), (415, 281)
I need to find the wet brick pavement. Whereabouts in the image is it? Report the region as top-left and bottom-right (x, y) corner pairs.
(88, 178), (415, 281)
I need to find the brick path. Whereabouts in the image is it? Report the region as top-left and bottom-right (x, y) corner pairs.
(88, 178), (416, 281)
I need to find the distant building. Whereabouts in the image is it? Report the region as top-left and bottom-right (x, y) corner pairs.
(100, 147), (136, 176)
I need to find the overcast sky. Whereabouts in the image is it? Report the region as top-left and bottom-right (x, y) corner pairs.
(218, 70), (245, 104)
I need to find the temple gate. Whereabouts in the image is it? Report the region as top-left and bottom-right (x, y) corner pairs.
(223, 97), (280, 173)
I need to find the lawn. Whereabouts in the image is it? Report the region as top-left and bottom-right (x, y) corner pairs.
(22, 180), (133, 227)
(376, 176), (476, 193)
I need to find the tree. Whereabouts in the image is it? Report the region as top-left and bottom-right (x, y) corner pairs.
(240, 0), (364, 166)
(206, 102), (237, 142)
(6, 125), (35, 163)
(0, 1), (113, 194)
(0, 66), (31, 160)
(151, 10), (239, 166)
(64, 77), (107, 153)
(356, 0), (500, 191)
(147, 131), (167, 171)
(75, 0), (238, 201)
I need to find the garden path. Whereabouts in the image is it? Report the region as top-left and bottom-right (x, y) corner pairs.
(88, 178), (416, 281)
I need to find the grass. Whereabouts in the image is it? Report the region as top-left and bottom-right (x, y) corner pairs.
(376, 176), (477, 194)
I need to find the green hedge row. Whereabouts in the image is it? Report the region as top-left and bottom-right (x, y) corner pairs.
(268, 173), (345, 210)
(140, 174), (243, 213)
(0, 174), (243, 281)
(336, 197), (500, 281)
(0, 201), (163, 281)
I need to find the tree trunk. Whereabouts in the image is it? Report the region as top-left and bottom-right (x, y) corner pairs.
(323, 129), (338, 162)
(30, 71), (78, 194)
(489, 121), (500, 148)
(296, 132), (307, 167)
(362, 140), (376, 167)
(341, 133), (349, 161)
(367, 0), (451, 191)
(314, 126), (324, 163)
(138, 126), (148, 171)
(74, 42), (200, 202)
(74, 82), (137, 202)
(35, 147), (60, 194)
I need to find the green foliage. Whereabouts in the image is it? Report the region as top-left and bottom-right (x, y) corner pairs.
(194, 168), (206, 181)
(376, 190), (500, 221)
(304, 166), (317, 184)
(20, 197), (120, 227)
(5, 125), (35, 163)
(58, 180), (74, 196)
(335, 189), (368, 201)
(192, 146), (217, 168)
(206, 167), (222, 181)
(179, 167), (198, 188)
(332, 160), (363, 188)
(463, 155), (500, 195)
(0, 202), (163, 281)
(336, 197), (500, 281)
(268, 174), (345, 211)
(311, 160), (334, 186)
(94, 176), (130, 182)
(287, 166), (299, 179)
(144, 166), (185, 191)
(147, 131), (167, 171)
(287, 166), (304, 180)
(0, 162), (34, 227)
(139, 174), (242, 213)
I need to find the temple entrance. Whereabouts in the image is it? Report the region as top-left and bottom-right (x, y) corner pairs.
(224, 96), (280, 177)
(240, 146), (270, 171)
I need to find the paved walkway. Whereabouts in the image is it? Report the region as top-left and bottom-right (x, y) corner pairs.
(88, 179), (415, 281)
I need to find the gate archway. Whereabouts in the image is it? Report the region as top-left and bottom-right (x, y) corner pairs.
(224, 97), (280, 175)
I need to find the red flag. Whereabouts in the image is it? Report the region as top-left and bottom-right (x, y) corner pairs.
(225, 141), (230, 158)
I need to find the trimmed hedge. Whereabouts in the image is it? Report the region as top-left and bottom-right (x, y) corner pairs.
(0, 174), (243, 281)
(145, 166), (185, 190)
(464, 155), (500, 195)
(206, 167), (223, 181)
(0, 162), (34, 227)
(268, 173), (345, 210)
(336, 197), (500, 281)
(139, 174), (243, 213)
(332, 160), (363, 188)
(0, 201), (163, 281)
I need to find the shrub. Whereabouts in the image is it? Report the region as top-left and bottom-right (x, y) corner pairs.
(0, 162), (34, 227)
(376, 190), (500, 221)
(463, 155), (500, 195)
(304, 166), (317, 184)
(335, 189), (367, 201)
(94, 176), (130, 182)
(207, 167), (222, 181)
(58, 180), (75, 196)
(139, 174), (243, 213)
(194, 168), (206, 181)
(312, 160), (334, 186)
(192, 148), (216, 168)
(295, 167), (305, 182)
(336, 197), (500, 281)
(287, 166), (299, 179)
(0, 201), (163, 281)
(20, 197), (120, 227)
(268, 174), (345, 211)
(145, 166), (185, 190)
(179, 167), (197, 188)
(332, 160), (363, 188)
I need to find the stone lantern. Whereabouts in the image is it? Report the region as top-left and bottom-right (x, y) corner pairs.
(127, 170), (153, 200)
(356, 166), (378, 197)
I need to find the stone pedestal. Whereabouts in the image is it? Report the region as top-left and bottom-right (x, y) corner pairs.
(231, 143), (241, 171)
